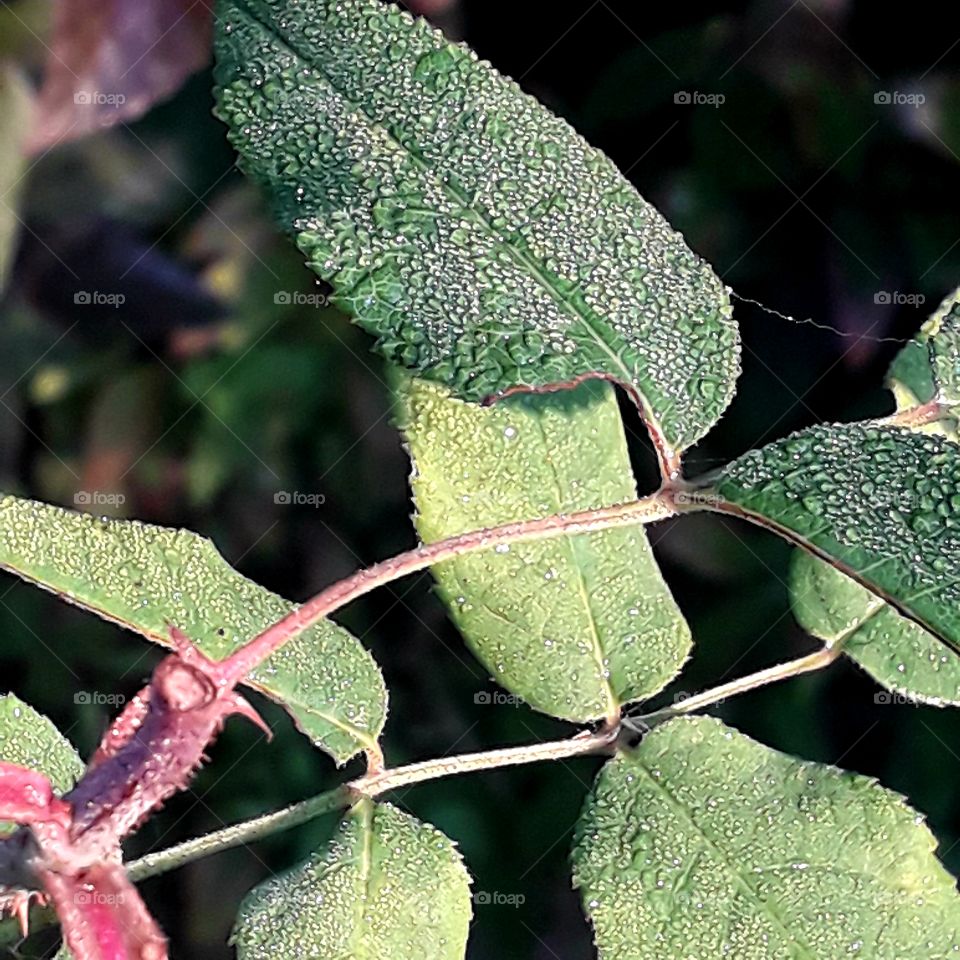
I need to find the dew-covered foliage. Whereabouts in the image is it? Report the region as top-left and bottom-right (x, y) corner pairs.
(397, 376), (690, 721)
(712, 423), (960, 651)
(233, 800), (472, 960)
(573, 717), (960, 960)
(0, 494), (386, 763)
(213, 0), (740, 454)
(0, 0), (958, 957)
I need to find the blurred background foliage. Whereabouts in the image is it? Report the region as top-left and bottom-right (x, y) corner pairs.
(0, 0), (959, 956)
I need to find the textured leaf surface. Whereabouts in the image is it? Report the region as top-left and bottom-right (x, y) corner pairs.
(572, 716), (960, 959)
(784, 291), (960, 705)
(0, 695), (84, 835)
(233, 800), (471, 959)
(709, 423), (960, 653)
(791, 550), (960, 706)
(398, 377), (690, 720)
(214, 0), (739, 453)
(0, 494), (385, 763)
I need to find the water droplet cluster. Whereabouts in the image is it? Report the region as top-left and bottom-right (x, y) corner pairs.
(573, 717), (960, 958)
(234, 800), (471, 958)
(717, 423), (960, 655)
(0, 495), (386, 763)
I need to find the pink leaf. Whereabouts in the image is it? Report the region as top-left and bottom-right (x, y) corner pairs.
(27, 0), (213, 153)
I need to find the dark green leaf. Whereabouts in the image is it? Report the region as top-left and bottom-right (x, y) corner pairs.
(214, 0), (739, 453)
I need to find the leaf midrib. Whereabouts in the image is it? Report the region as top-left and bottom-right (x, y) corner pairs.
(633, 759), (819, 959)
(228, 0), (662, 431)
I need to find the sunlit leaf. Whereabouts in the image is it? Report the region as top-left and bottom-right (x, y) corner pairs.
(573, 716), (960, 959)
(397, 376), (690, 721)
(214, 0), (739, 455)
(706, 423), (960, 655)
(0, 494), (386, 763)
(233, 799), (471, 959)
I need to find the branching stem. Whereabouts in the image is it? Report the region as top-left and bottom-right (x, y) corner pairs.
(628, 642), (844, 728)
(126, 725), (619, 882)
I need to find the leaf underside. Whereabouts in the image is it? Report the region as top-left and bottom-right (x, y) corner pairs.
(0, 494), (386, 764)
(790, 549), (960, 705)
(233, 799), (472, 960)
(397, 376), (691, 721)
(572, 716), (960, 959)
(214, 0), (740, 453)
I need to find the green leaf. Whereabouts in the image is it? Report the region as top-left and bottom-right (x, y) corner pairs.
(572, 716), (960, 959)
(0, 694), (84, 835)
(397, 376), (690, 721)
(887, 286), (960, 420)
(0, 66), (30, 294)
(233, 799), (471, 959)
(0, 494), (386, 764)
(214, 0), (739, 454)
(783, 291), (960, 705)
(708, 423), (960, 653)
(790, 549), (960, 706)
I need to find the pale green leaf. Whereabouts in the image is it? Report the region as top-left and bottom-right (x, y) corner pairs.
(0, 494), (386, 763)
(233, 799), (471, 959)
(214, 0), (739, 454)
(708, 423), (960, 653)
(572, 716), (960, 959)
(397, 377), (690, 721)
(0, 66), (30, 294)
(790, 550), (960, 706)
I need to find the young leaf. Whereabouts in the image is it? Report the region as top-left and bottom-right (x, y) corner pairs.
(791, 550), (960, 706)
(705, 423), (960, 653)
(572, 716), (960, 959)
(887, 287), (960, 421)
(397, 377), (690, 721)
(0, 494), (386, 764)
(232, 799), (472, 959)
(0, 695), (84, 835)
(214, 0), (739, 455)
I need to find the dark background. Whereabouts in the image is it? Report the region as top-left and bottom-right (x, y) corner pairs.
(1, 0), (960, 956)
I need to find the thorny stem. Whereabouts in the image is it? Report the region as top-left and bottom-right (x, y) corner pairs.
(217, 492), (678, 690)
(126, 725), (620, 882)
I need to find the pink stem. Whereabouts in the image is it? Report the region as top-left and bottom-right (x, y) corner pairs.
(217, 493), (675, 687)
